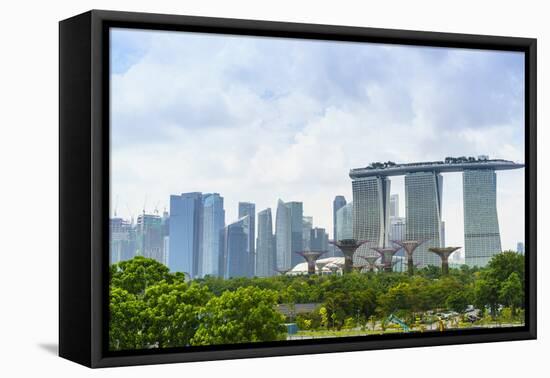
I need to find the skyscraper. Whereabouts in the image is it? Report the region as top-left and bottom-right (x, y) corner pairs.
(168, 192), (203, 278)
(136, 213), (164, 264)
(336, 202), (353, 241)
(352, 176), (391, 262)
(161, 210), (170, 266)
(389, 217), (406, 242)
(201, 193), (225, 277)
(238, 202), (256, 277)
(223, 216), (250, 278)
(405, 172), (443, 267)
(390, 194), (399, 217)
(310, 227), (329, 251)
(333, 195), (347, 242)
(275, 199), (292, 271)
(109, 217), (136, 264)
(286, 201), (304, 267)
(256, 208), (275, 277)
(302, 216), (313, 251)
(463, 170), (502, 267)
(517, 242), (525, 255)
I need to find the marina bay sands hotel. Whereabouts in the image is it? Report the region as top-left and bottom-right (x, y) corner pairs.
(349, 156), (524, 268)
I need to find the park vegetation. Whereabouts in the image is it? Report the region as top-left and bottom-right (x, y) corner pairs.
(109, 251), (525, 351)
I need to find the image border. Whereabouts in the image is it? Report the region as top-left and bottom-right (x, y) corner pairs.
(87, 10), (536, 367)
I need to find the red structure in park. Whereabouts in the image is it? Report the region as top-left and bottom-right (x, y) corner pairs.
(295, 251), (326, 275)
(392, 240), (426, 276)
(329, 239), (369, 274)
(371, 247), (400, 272)
(428, 247), (461, 275)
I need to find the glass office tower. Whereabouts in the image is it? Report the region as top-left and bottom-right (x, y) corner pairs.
(201, 193), (225, 277)
(168, 192), (203, 277)
(223, 216), (250, 278)
(238, 202), (256, 277)
(275, 199), (292, 271)
(256, 208), (275, 277)
(336, 202), (353, 241)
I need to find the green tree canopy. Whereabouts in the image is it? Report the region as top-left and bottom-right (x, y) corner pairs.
(191, 287), (286, 345)
(110, 256), (182, 295)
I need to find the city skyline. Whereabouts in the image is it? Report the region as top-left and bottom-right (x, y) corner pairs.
(110, 28), (525, 253)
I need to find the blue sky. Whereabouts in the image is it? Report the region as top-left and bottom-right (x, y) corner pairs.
(110, 27), (525, 255)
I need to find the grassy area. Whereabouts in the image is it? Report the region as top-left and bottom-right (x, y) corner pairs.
(294, 328), (405, 338)
(291, 318), (525, 339)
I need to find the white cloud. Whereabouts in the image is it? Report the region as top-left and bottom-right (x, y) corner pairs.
(110, 28), (525, 250)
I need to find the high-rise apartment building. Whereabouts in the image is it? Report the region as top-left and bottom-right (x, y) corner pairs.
(463, 170), (502, 267)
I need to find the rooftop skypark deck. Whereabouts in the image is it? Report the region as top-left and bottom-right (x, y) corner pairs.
(349, 156), (524, 179)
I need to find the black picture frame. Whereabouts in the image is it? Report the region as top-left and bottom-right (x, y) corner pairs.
(59, 9), (537, 368)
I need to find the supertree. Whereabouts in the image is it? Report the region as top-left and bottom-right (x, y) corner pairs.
(327, 264), (340, 275)
(392, 240), (427, 276)
(315, 260), (329, 275)
(295, 251), (326, 275)
(370, 247), (400, 273)
(358, 255), (380, 272)
(274, 268), (291, 276)
(428, 247), (461, 275)
(352, 263), (367, 273)
(329, 239), (370, 274)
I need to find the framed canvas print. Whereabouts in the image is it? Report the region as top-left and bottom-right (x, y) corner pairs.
(59, 10), (537, 368)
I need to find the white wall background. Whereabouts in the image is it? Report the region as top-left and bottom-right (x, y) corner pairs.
(0, 0), (546, 376)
